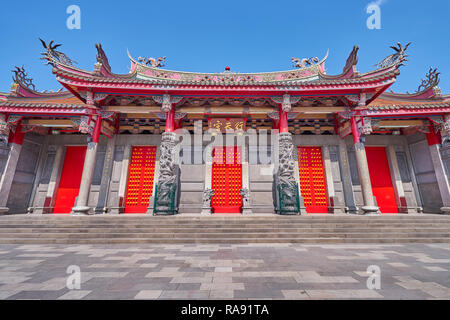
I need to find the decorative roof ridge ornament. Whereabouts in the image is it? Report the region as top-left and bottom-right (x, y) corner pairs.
(291, 57), (320, 69)
(11, 66), (36, 91)
(95, 43), (111, 73)
(417, 67), (440, 92)
(375, 42), (411, 69)
(39, 38), (77, 67)
(342, 45), (359, 74)
(138, 56), (166, 68)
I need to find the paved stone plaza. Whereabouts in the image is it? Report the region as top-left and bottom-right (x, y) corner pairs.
(0, 243), (449, 300)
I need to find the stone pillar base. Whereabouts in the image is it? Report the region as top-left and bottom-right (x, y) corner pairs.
(242, 207), (253, 215)
(441, 207), (450, 214)
(0, 207), (9, 214)
(361, 206), (380, 215)
(201, 207), (212, 215)
(71, 206), (91, 215)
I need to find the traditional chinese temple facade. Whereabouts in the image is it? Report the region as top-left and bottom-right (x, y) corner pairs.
(0, 41), (448, 216)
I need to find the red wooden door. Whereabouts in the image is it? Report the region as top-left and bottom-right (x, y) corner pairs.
(297, 147), (329, 213)
(211, 147), (243, 213)
(366, 147), (398, 214)
(53, 146), (87, 214)
(124, 146), (157, 213)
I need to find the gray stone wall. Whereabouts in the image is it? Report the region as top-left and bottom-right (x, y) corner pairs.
(407, 132), (442, 213)
(7, 134), (44, 213)
(23, 133), (425, 215)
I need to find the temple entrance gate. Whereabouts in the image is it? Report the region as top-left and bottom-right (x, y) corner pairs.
(297, 146), (329, 213)
(124, 146), (157, 213)
(53, 146), (87, 214)
(211, 146), (243, 213)
(366, 146), (398, 213)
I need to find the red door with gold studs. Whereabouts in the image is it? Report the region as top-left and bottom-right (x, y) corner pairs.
(211, 147), (243, 213)
(365, 147), (398, 214)
(124, 146), (157, 213)
(297, 147), (329, 213)
(53, 146), (87, 214)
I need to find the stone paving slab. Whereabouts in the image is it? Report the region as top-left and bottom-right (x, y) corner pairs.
(0, 243), (449, 300)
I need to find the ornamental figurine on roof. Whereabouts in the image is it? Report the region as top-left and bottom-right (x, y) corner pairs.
(138, 56), (166, 68)
(39, 38), (77, 66)
(376, 42), (411, 68)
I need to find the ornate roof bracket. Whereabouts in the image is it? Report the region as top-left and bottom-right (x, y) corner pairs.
(79, 92), (108, 105)
(267, 111), (298, 120)
(72, 116), (94, 135)
(155, 112), (187, 121)
(153, 94), (183, 112)
(270, 94), (301, 112)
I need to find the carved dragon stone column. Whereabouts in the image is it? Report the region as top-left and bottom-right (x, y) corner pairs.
(153, 94), (182, 215)
(271, 94), (302, 215)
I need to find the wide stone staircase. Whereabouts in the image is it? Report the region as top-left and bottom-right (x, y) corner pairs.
(0, 214), (449, 244)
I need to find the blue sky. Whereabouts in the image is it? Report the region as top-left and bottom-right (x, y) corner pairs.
(1, 0), (449, 94)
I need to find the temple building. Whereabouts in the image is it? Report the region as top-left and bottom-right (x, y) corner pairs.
(0, 41), (448, 216)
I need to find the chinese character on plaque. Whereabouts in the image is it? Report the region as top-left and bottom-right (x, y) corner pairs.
(208, 118), (246, 133)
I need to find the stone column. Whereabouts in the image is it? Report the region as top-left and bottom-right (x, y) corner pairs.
(240, 145), (252, 215)
(323, 145), (337, 214)
(386, 145), (407, 213)
(426, 124), (450, 213)
(0, 121), (24, 213)
(154, 131), (179, 215)
(95, 135), (116, 214)
(43, 145), (65, 214)
(273, 95), (302, 215)
(115, 144), (132, 214)
(72, 116), (102, 215)
(350, 115), (379, 214)
(202, 144), (213, 215)
(338, 139), (357, 213)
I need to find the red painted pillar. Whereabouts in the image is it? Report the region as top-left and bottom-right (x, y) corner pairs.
(8, 121), (25, 145)
(426, 124), (442, 146)
(165, 106), (175, 132)
(279, 105), (288, 133)
(350, 116), (360, 144)
(92, 116), (102, 143)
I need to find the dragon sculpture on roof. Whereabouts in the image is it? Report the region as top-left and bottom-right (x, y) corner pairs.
(291, 57), (319, 69)
(417, 67), (440, 92)
(12, 66), (36, 91)
(376, 42), (411, 68)
(138, 56), (166, 68)
(39, 38), (77, 66)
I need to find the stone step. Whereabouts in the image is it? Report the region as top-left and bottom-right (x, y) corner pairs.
(0, 237), (449, 244)
(0, 215), (448, 244)
(0, 227), (449, 233)
(0, 232), (448, 239)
